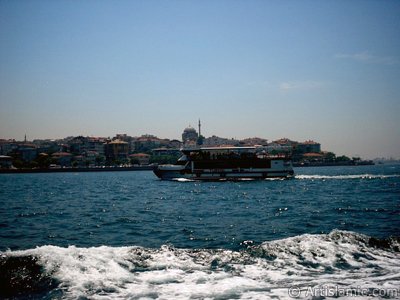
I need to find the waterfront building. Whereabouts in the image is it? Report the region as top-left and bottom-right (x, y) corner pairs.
(0, 139), (17, 155)
(203, 135), (240, 147)
(52, 152), (73, 167)
(105, 139), (129, 162)
(18, 144), (38, 162)
(73, 155), (85, 166)
(240, 137), (268, 146)
(84, 151), (100, 166)
(264, 142), (292, 153)
(115, 134), (129, 141)
(273, 138), (298, 147)
(87, 137), (107, 156)
(33, 140), (61, 154)
(69, 136), (88, 155)
(129, 153), (150, 165)
(296, 140), (321, 154)
(133, 135), (163, 153)
(152, 148), (181, 157)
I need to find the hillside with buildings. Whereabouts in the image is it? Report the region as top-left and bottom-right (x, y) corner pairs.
(0, 122), (373, 170)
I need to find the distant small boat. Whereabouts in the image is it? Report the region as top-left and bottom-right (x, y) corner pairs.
(153, 146), (294, 180)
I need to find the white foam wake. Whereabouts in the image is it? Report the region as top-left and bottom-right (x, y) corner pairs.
(171, 178), (196, 182)
(295, 174), (400, 180)
(3, 230), (400, 299)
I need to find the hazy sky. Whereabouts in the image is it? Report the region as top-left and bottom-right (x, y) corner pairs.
(1, 0), (399, 159)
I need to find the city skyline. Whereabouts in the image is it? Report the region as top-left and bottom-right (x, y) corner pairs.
(0, 129), (391, 162)
(1, 1), (400, 159)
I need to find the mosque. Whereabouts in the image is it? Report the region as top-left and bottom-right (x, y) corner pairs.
(182, 119), (202, 146)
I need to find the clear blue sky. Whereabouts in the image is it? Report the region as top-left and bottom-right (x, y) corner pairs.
(1, 0), (399, 159)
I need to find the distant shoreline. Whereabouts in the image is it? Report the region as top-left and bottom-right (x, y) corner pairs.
(0, 162), (381, 174)
(0, 166), (154, 174)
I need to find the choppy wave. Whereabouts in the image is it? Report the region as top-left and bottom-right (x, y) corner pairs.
(295, 174), (400, 180)
(1, 230), (399, 299)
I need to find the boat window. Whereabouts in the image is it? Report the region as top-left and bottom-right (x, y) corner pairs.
(176, 155), (188, 165)
(178, 155), (188, 162)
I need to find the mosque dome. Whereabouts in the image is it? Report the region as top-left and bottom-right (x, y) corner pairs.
(182, 125), (198, 143)
(183, 126), (197, 133)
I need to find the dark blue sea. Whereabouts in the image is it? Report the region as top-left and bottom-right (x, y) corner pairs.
(1, 165), (399, 299)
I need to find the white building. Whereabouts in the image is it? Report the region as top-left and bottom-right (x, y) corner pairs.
(203, 135), (240, 147)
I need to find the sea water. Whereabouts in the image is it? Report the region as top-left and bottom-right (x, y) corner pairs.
(0, 165), (399, 299)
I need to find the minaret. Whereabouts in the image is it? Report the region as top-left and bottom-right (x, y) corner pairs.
(198, 119), (201, 137)
(24, 134), (27, 143)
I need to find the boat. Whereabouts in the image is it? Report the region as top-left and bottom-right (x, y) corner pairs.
(153, 146), (294, 180)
